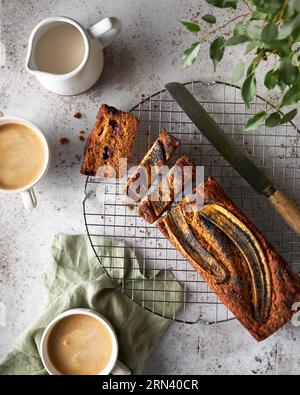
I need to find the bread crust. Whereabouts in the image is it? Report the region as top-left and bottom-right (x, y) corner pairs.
(81, 104), (139, 178)
(157, 177), (300, 341)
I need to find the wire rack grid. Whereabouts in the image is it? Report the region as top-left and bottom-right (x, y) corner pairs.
(83, 80), (300, 325)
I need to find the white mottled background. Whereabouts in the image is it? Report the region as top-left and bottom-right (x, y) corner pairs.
(0, 0), (299, 375)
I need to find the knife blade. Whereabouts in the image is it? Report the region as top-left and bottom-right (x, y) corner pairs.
(165, 82), (300, 236)
(165, 82), (272, 195)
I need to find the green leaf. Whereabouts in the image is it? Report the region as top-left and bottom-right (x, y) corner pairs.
(225, 35), (249, 46)
(231, 63), (246, 83)
(245, 41), (258, 54)
(242, 73), (257, 108)
(279, 57), (298, 86)
(266, 112), (282, 128)
(278, 79), (288, 92)
(246, 23), (263, 40)
(263, 40), (290, 58)
(251, 10), (268, 20)
(282, 84), (300, 106)
(256, 0), (286, 14)
(290, 0), (300, 12)
(278, 15), (300, 39)
(245, 111), (267, 131)
(264, 69), (278, 90)
(234, 22), (246, 36)
(281, 108), (298, 124)
(182, 42), (201, 69)
(293, 27), (300, 41)
(246, 62), (255, 77)
(202, 14), (216, 24)
(261, 22), (278, 44)
(179, 20), (201, 33)
(205, 0), (238, 9)
(210, 37), (225, 71)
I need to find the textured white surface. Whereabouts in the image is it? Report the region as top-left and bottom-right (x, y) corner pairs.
(0, 0), (300, 375)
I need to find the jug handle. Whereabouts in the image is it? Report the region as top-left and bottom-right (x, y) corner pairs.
(89, 17), (122, 49)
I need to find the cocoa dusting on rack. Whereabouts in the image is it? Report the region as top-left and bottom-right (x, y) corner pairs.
(127, 204), (134, 211)
(74, 112), (82, 119)
(60, 137), (70, 145)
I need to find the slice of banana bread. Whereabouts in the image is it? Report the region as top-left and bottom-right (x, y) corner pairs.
(125, 130), (180, 203)
(81, 104), (139, 178)
(138, 156), (196, 224)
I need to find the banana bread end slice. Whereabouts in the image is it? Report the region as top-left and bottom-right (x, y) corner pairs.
(81, 104), (139, 178)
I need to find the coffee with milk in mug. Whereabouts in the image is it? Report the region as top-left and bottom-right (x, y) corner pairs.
(0, 123), (47, 191)
(47, 314), (113, 375)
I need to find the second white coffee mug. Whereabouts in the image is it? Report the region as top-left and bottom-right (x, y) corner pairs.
(40, 309), (131, 375)
(26, 16), (122, 95)
(0, 117), (50, 211)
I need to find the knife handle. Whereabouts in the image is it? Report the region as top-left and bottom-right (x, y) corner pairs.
(268, 190), (300, 236)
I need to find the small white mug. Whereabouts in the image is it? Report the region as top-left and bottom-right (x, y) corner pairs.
(0, 117), (50, 211)
(27, 16), (122, 96)
(40, 309), (131, 376)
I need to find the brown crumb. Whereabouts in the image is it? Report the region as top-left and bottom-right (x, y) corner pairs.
(127, 204), (134, 211)
(79, 130), (85, 135)
(79, 135), (85, 142)
(74, 112), (82, 119)
(60, 138), (70, 145)
(194, 146), (202, 152)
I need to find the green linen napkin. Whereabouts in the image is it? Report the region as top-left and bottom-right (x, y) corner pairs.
(0, 235), (183, 375)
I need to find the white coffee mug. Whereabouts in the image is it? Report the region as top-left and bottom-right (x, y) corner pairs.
(26, 16), (122, 96)
(40, 309), (131, 376)
(0, 117), (50, 211)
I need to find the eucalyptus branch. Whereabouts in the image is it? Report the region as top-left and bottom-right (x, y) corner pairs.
(278, 0), (289, 24)
(180, 0), (300, 129)
(207, 12), (251, 36)
(253, 50), (277, 70)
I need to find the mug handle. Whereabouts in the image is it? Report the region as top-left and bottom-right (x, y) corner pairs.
(89, 17), (122, 49)
(111, 360), (131, 375)
(21, 188), (37, 211)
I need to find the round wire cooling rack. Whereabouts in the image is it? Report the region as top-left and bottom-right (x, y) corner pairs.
(83, 80), (300, 325)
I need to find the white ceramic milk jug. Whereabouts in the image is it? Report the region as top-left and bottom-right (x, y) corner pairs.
(26, 16), (122, 96)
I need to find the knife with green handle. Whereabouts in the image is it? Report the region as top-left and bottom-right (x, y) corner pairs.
(165, 82), (300, 237)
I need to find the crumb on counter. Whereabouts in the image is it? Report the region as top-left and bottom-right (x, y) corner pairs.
(60, 137), (70, 145)
(74, 112), (82, 119)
